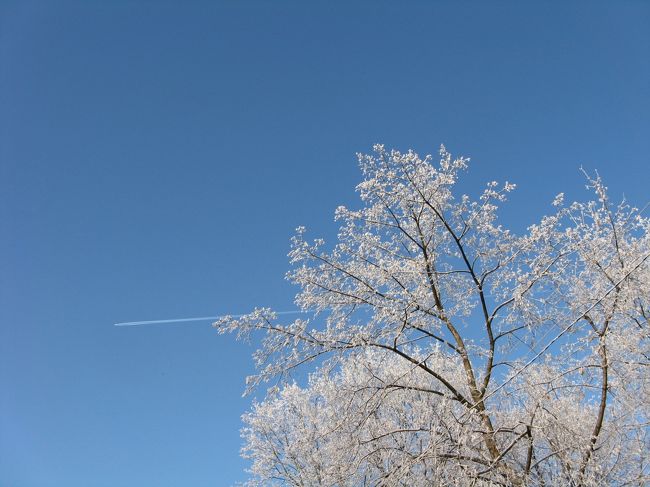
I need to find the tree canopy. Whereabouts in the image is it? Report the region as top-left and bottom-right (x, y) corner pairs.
(216, 146), (650, 486)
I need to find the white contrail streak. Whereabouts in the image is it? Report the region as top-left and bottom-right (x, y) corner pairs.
(114, 310), (304, 327)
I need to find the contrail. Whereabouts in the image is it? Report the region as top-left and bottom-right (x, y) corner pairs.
(114, 310), (304, 327)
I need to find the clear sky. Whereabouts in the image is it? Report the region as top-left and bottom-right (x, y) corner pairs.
(1, 1), (648, 486)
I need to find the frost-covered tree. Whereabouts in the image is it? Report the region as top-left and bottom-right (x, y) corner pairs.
(216, 145), (650, 486)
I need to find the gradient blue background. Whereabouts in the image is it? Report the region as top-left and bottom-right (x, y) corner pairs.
(1, 1), (649, 485)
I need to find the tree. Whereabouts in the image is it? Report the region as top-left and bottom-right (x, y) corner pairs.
(216, 145), (650, 486)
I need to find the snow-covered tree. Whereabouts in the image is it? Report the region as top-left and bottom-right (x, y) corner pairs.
(216, 145), (650, 486)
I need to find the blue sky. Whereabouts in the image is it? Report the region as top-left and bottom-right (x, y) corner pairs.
(1, 1), (649, 486)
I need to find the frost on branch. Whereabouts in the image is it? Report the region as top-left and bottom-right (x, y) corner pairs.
(217, 145), (650, 486)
